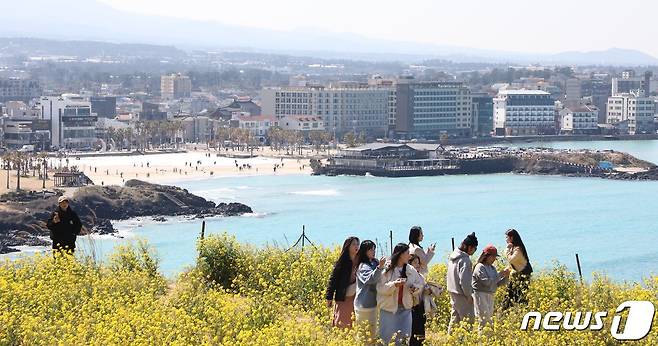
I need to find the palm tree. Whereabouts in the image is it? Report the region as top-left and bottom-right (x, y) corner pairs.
(2, 152), (10, 189)
(161, 121), (172, 148)
(11, 152), (25, 191)
(142, 121), (152, 150)
(37, 152), (49, 189)
(170, 121), (183, 150)
(134, 121), (145, 151)
(124, 127), (134, 151)
(114, 128), (125, 150)
(106, 127), (117, 151)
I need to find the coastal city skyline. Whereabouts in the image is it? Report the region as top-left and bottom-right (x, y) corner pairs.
(2, 1), (658, 344)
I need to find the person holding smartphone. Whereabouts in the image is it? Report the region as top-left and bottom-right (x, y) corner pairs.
(408, 226), (435, 276)
(377, 243), (423, 345)
(46, 195), (82, 254)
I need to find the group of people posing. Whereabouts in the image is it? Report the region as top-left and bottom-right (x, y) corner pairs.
(325, 227), (532, 345)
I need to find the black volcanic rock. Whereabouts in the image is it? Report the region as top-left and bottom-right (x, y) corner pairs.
(0, 230), (50, 254)
(91, 218), (115, 235)
(73, 180), (251, 220)
(216, 202), (253, 216)
(0, 180), (252, 252)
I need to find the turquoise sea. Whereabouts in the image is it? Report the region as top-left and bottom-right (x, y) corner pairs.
(12, 140), (658, 282)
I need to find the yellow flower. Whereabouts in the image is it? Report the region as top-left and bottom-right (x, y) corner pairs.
(1, 234), (657, 345)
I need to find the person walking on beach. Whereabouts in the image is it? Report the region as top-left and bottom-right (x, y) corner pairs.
(446, 232), (478, 333)
(46, 196), (82, 254)
(326, 236), (360, 328)
(377, 243), (423, 345)
(472, 245), (509, 329)
(408, 226), (435, 276)
(354, 240), (386, 343)
(502, 229), (533, 309)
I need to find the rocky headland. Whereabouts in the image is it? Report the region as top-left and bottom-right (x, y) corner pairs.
(0, 180), (252, 254)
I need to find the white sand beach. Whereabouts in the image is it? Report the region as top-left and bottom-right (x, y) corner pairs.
(70, 150), (313, 187)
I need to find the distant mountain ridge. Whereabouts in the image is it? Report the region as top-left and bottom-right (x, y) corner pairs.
(548, 48), (658, 66)
(0, 37), (185, 59)
(0, 0), (656, 66)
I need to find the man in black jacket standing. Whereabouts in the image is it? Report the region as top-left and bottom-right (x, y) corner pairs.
(46, 195), (82, 253)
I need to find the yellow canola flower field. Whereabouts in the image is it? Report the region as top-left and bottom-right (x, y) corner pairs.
(1, 234), (657, 345)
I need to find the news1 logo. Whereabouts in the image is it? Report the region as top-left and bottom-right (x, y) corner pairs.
(521, 301), (655, 340)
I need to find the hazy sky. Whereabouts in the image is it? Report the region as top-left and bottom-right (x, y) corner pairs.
(100, 0), (657, 55)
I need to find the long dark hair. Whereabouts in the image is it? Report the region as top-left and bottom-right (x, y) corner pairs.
(356, 240), (376, 266)
(386, 243), (410, 274)
(333, 236), (359, 271)
(408, 226), (422, 247)
(506, 229), (530, 262)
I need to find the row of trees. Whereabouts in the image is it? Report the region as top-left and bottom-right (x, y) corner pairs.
(268, 128), (337, 154)
(267, 127), (304, 153)
(1, 152), (49, 191)
(103, 121), (185, 151)
(210, 127), (336, 155)
(103, 122), (356, 154)
(212, 127), (259, 153)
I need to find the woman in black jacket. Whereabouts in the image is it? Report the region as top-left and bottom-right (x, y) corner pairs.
(46, 196), (82, 254)
(326, 236), (360, 328)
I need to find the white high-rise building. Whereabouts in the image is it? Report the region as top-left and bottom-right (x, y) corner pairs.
(261, 85), (390, 137)
(606, 90), (655, 135)
(493, 90), (556, 136)
(38, 94), (97, 149)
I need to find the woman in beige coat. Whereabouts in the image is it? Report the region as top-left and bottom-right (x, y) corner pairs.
(377, 243), (423, 346)
(408, 226), (435, 276)
(502, 229), (533, 309)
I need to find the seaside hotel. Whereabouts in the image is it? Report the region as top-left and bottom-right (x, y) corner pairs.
(493, 90), (556, 136)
